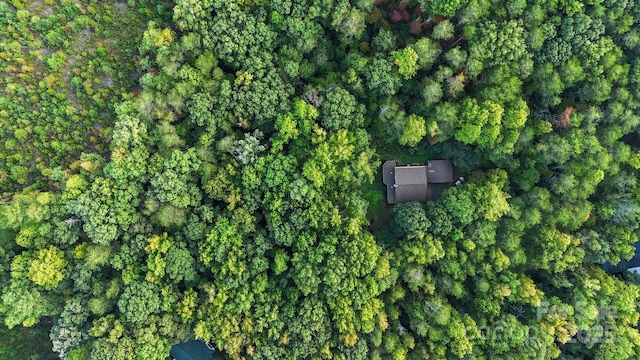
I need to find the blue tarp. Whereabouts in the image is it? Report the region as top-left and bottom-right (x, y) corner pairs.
(170, 340), (217, 360)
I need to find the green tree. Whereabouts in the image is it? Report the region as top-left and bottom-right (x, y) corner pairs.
(231, 69), (294, 128)
(366, 55), (402, 97)
(28, 245), (67, 290)
(117, 281), (161, 323)
(320, 87), (365, 130)
(148, 149), (202, 209)
(392, 47), (419, 80)
(431, 20), (455, 41)
(420, 0), (468, 17)
(398, 114), (427, 147)
(391, 202), (430, 238)
(412, 38), (441, 70)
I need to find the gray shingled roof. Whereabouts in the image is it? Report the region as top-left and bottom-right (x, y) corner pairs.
(395, 184), (428, 203)
(383, 160), (454, 204)
(382, 161), (397, 204)
(426, 160), (453, 184)
(395, 166), (428, 185)
(382, 161), (397, 186)
(382, 162), (429, 204)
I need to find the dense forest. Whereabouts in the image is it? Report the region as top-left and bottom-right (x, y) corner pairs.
(1, 0), (640, 359)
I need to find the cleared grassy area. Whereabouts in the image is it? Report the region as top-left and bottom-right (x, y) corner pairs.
(363, 175), (389, 231)
(374, 141), (439, 166)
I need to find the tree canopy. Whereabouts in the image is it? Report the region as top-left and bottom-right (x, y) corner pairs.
(2, 0), (640, 359)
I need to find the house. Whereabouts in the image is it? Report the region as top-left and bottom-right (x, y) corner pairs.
(382, 160), (453, 204)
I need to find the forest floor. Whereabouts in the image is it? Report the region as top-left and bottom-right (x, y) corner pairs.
(0, 0), (163, 192)
(0, 0), (161, 357)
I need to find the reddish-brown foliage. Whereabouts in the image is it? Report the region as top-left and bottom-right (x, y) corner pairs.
(366, 7), (382, 23)
(558, 107), (575, 128)
(401, 9), (410, 21)
(390, 10), (403, 22)
(410, 20), (423, 35)
(414, 5), (422, 16)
